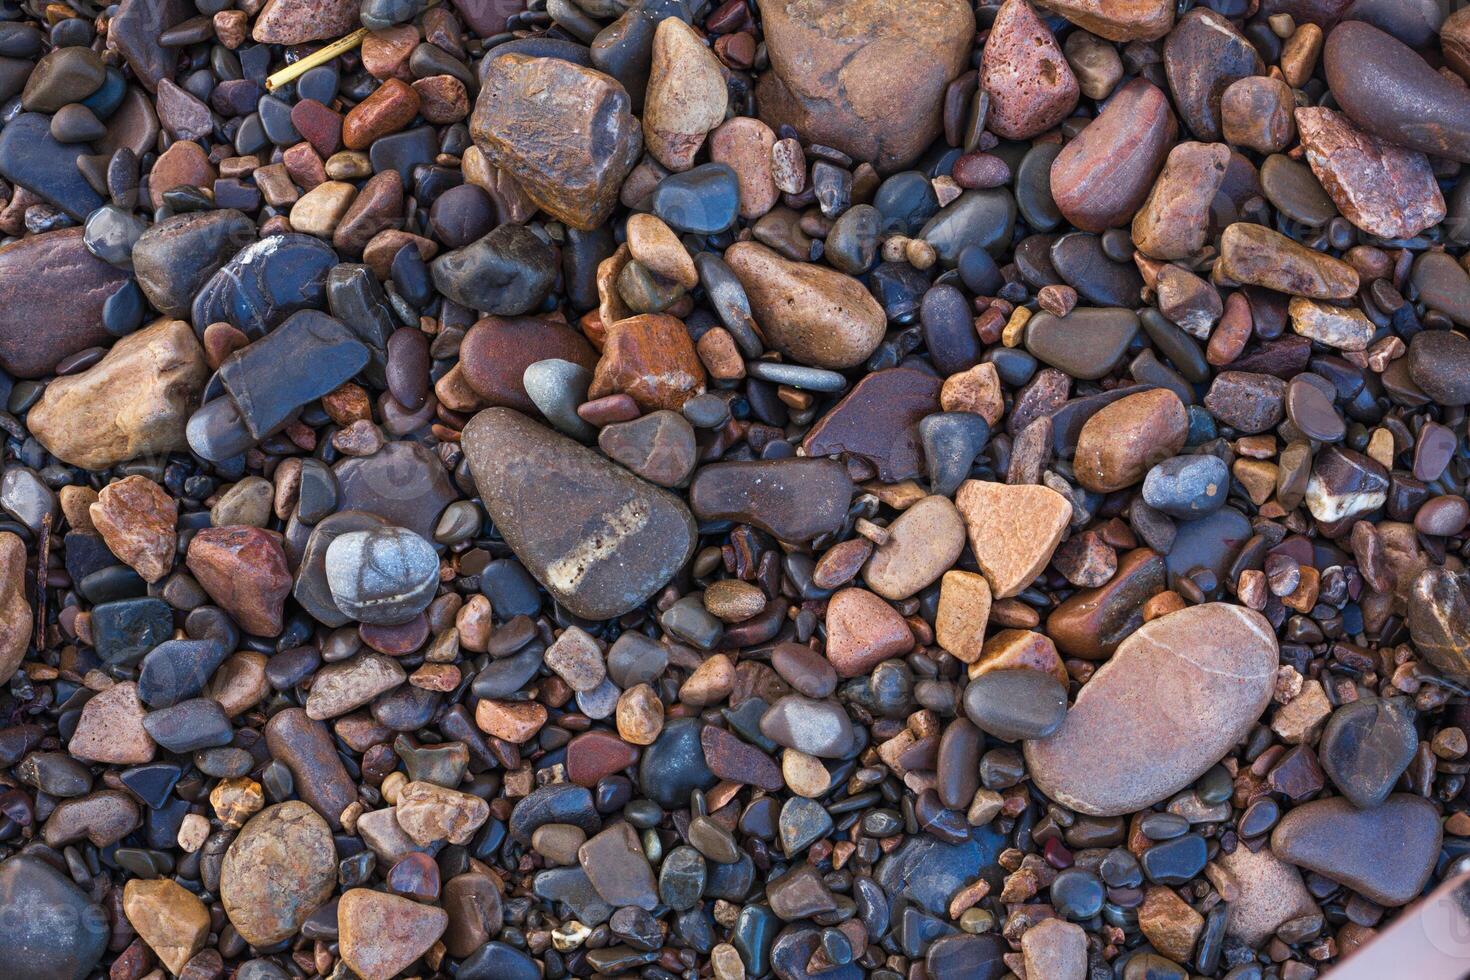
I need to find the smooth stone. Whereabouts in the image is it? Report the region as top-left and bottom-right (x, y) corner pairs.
(463, 408), (697, 620)
(325, 527), (439, 625)
(1025, 307), (1138, 380)
(1271, 795), (1441, 906)
(1025, 603), (1277, 816)
(690, 458), (853, 542)
(963, 670), (1067, 742)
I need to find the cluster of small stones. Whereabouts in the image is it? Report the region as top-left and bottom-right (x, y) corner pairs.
(0, 0), (1466, 979)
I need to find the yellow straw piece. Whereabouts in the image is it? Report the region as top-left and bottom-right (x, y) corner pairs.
(264, 28), (371, 92)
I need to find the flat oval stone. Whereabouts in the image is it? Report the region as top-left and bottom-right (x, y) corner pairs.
(690, 458), (853, 543)
(463, 408), (697, 620)
(1050, 79), (1176, 232)
(963, 669), (1067, 742)
(1025, 307), (1138, 380)
(1025, 603), (1277, 816)
(1270, 795), (1440, 906)
(1325, 20), (1470, 163)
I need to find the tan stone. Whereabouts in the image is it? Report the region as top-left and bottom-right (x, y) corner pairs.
(954, 481), (1071, 598)
(644, 17), (728, 171)
(123, 878), (210, 975)
(395, 781), (491, 846)
(90, 475), (177, 583)
(69, 681), (154, 764)
(1139, 886), (1204, 963)
(935, 570), (992, 663)
(27, 319), (208, 469)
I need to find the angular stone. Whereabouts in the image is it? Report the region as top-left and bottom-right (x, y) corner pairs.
(28, 319), (208, 469)
(220, 802), (338, 945)
(981, 0), (1079, 140)
(338, 889), (448, 980)
(1050, 79), (1176, 232)
(1025, 603), (1277, 816)
(0, 228), (130, 377)
(471, 53), (642, 230)
(954, 481), (1071, 598)
(1296, 106), (1444, 239)
(724, 241), (886, 369)
(754, 0), (973, 172)
(1271, 795), (1441, 906)
(690, 458), (854, 543)
(463, 408), (697, 620)
(1216, 223), (1359, 300)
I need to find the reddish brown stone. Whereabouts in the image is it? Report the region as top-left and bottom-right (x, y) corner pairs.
(588, 314), (707, 411)
(342, 78), (421, 151)
(186, 526), (292, 636)
(459, 316), (598, 414)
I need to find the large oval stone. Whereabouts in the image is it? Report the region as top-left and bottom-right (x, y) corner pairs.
(462, 407), (696, 619)
(1024, 603), (1277, 816)
(221, 801), (337, 946)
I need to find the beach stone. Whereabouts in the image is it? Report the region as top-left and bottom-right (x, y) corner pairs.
(220, 801), (337, 944)
(644, 17), (727, 171)
(28, 318), (207, 469)
(955, 481), (1071, 598)
(471, 53), (642, 230)
(1296, 106), (1444, 239)
(690, 458), (853, 542)
(123, 879), (208, 975)
(1131, 142), (1230, 261)
(187, 527), (291, 636)
(460, 315), (598, 414)
(0, 228), (130, 377)
(1073, 389), (1189, 493)
(754, 0), (973, 172)
(0, 854), (108, 980)
(589, 313), (707, 410)
(1271, 795), (1441, 906)
(824, 587), (914, 677)
(1025, 603), (1277, 816)
(463, 408), (696, 620)
(69, 681), (154, 765)
(724, 241), (886, 369)
(325, 527), (439, 625)
(863, 495), (965, 600)
(1324, 20), (1470, 163)
(1216, 223), (1359, 300)
(338, 889), (448, 980)
(1051, 79), (1175, 232)
(1034, 0), (1171, 40)
(981, 0), (1078, 140)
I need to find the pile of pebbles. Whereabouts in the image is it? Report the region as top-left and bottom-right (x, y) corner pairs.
(0, 0), (1465, 978)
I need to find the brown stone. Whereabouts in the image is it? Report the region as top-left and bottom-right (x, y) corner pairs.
(395, 781), (490, 846)
(980, 0), (1079, 140)
(0, 227), (130, 377)
(221, 802), (338, 946)
(954, 480), (1072, 598)
(644, 17), (728, 171)
(459, 315), (598, 414)
(724, 241), (886, 369)
(1131, 141), (1230, 261)
(754, 0), (974, 172)
(1025, 603), (1277, 816)
(343, 78), (420, 150)
(337, 889), (448, 980)
(27, 318), (209, 470)
(253, 0), (357, 44)
(471, 53), (642, 230)
(1215, 223), (1359, 300)
(824, 587), (915, 677)
(186, 526), (292, 637)
(1073, 389), (1189, 493)
(1295, 106), (1445, 240)
(69, 681), (155, 765)
(1050, 79), (1176, 232)
(149, 140), (216, 209)
(90, 476), (177, 583)
(1034, 0), (1172, 40)
(588, 314), (707, 411)
(123, 878), (209, 976)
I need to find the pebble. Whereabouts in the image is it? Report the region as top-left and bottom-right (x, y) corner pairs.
(1271, 795), (1441, 906)
(955, 481), (1071, 598)
(724, 242), (885, 369)
(463, 408), (697, 620)
(325, 526), (440, 625)
(1025, 603), (1277, 816)
(981, 0), (1079, 140)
